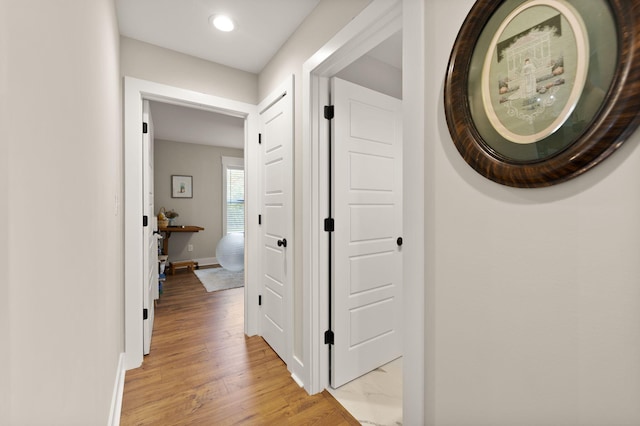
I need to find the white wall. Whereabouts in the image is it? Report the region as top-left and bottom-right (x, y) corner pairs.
(121, 36), (259, 105)
(259, 0), (372, 100)
(425, 1), (640, 424)
(154, 139), (243, 262)
(3, 0), (123, 423)
(0, 2), (9, 419)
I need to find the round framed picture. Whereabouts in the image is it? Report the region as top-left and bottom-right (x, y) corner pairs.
(444, 0), (640, 187)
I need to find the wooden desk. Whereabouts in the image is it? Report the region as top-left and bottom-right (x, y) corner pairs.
(158, 225), (204, 255)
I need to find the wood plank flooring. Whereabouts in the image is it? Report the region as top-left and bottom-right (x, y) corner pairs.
(120, 269), (358, 425)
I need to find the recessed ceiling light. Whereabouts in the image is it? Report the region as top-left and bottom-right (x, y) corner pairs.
(210, 14), (235, 32)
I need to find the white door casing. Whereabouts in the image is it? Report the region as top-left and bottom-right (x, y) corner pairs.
(330, 77), (403, 388)
(124, 77), (259, 370)
(301, 0), (404, 394)
(142, 100), (158, 355)
(258, 76), (294, 367)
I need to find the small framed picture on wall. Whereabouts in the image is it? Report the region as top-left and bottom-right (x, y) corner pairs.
(171, 175), (193, 198)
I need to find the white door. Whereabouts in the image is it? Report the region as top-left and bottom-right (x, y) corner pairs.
(259, 89), (293, 364)
(330, 78), (403, 388)
(142, 100), (158, 355)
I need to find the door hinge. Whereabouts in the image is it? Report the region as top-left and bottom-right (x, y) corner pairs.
(258, 295), (262, 306)
(258, 214), (262, 225)
(143, 215), (148, 227)
(143, 122), (148, 134)
(324, 218), (334, 232)
(324, 105), (334, 120)
(143, 308), (148, 320)
(258, 133), (262, 144)
(324, 330), (334, 345)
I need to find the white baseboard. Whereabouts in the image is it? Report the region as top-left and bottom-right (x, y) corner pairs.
(108, 353), (126, 426)
(291, 371), (304, 388)
(193, 257), (218, 267)
(290, 355), (306, 390)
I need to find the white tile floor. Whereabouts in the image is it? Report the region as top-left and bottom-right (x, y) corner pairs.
(328, 357), (403, 426)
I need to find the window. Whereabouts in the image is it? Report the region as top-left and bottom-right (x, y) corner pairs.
(222, 156), (244, 234)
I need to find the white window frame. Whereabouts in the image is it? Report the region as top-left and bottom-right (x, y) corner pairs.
(222, 156), (245, 235)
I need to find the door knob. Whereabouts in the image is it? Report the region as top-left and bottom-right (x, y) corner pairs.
(397, 237), (403, 247)
(277, 238), (287, 248)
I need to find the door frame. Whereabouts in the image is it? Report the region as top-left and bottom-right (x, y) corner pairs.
(301, 0), (426, 422)
(141, 99), (157, 356)
(123, 77), (259, 370)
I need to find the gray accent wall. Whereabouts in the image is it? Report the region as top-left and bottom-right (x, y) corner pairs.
(154, 139), (244, 263)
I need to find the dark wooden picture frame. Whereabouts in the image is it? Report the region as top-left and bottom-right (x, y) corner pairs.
(444, 0), (640, 187)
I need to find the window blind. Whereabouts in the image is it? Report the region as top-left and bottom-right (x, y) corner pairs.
(226, 168), (244, 234)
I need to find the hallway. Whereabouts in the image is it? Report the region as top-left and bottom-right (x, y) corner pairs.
(120, 270), (358, 425)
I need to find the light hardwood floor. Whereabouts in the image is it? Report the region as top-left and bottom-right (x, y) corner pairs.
(120, 269), (358, 425)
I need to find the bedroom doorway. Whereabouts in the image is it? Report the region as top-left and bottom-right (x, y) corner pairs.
(123, 77), (260, 370)
(149, 101), (245, 269)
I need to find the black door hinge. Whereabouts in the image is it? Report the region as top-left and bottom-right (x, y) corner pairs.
(324, 105), (334, 120)
(324, 330), (334, 345)
(143, 215), (148, 227)
(324, 218), (334, 232)
(143, 308), (148, 320)
(258, 133), (262, 144)
(258, 295), (262, 306)
(143, 122), (148, 134)
(258, 214), (262, 225)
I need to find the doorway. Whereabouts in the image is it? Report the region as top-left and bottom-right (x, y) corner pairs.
(302, 1), (426, 421)
(301, 0), (403, 389)
(326, 75), (403, 424)
(123, 77), (260, 370)
(329, 42), (403, 387)
(149, 100), (245, 268)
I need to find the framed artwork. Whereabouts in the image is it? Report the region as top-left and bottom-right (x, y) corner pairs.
(444, 0), (640, 187)
(171, 175), (193, 198)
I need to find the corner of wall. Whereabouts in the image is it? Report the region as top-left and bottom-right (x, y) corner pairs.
(107, 353), (126, 426)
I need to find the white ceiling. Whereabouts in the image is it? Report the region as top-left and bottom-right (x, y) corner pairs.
(116, 0), (322, 74)
(149, 101), (245, 149)
(116, 1), (402, 149)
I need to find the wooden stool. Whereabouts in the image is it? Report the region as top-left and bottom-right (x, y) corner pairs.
(169, 260), (199, 275)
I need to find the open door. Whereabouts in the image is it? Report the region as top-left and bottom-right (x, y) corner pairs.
(258, 83), (293, 364)
(330, 77), (403, 388)
(142, 100), (158, 355)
